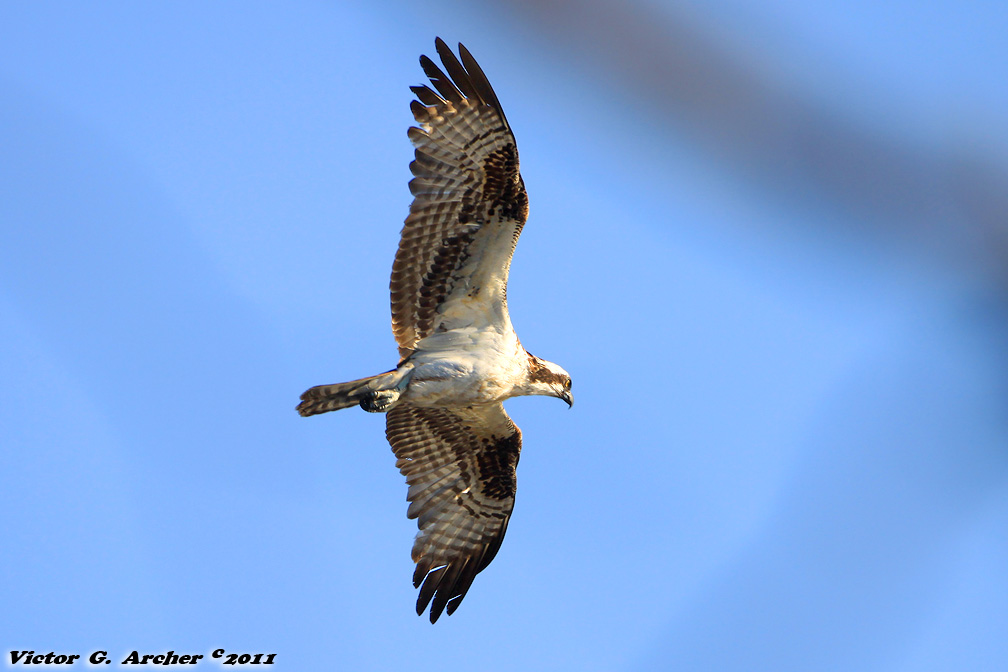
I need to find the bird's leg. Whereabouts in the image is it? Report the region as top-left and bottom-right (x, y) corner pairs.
(359, 363), (414, 413)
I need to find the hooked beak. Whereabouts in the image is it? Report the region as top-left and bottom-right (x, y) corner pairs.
(558, 389), (573, 408)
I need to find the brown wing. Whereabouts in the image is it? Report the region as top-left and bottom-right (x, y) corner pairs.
(392, 39), (529, 359)
(386, 402), (521, 622)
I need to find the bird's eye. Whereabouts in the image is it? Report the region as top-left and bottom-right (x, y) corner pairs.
(565, 379), (572, 390)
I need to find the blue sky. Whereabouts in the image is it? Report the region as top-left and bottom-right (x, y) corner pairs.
(2, 2), (1007, 670)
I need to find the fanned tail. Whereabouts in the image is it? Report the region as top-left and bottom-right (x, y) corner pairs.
(297, 366), (413, 416)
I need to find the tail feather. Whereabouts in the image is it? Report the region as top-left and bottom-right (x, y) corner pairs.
(297, 377), (376, 416)
(297, 366), (412, 417)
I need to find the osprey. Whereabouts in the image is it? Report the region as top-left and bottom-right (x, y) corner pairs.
(298, 38), (572, 623)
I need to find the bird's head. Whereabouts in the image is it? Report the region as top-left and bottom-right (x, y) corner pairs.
(525, 354), (573, 407)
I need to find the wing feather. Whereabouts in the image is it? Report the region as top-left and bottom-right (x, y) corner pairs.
(386, 403), (521, 622)
(409, 84), (444, 106)
(458, 43), (509, 124)
(435, 38), (481, 101)
(392, 39), (528, 359)
(419, 54), (464, 103)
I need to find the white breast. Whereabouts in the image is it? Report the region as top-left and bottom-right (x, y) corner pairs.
(402, 326), (525, 407)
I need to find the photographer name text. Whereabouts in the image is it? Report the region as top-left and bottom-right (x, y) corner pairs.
(9, 650), (276, 666)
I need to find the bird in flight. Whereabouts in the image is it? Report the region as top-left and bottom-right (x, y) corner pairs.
(297, 38), (572, 623)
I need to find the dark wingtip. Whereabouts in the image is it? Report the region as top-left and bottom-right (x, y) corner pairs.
(433, 37), (479, 102)
(457, 41), (508, 125)
(419, 54), (463, 103)
(445, 595), (463, 616)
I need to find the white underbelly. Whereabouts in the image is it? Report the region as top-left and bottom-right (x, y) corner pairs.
(401, 377), (485, 407)
(401, 329), (521, 407)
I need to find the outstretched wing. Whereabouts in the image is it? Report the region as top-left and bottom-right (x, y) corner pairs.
(386, 402), (521, 622)
(392, 38), (529, 359)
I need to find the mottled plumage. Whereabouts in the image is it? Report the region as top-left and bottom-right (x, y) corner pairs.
(387, 403), (519, 621)
(393, 39), (527, 360)
(298, 38), (571, 623)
